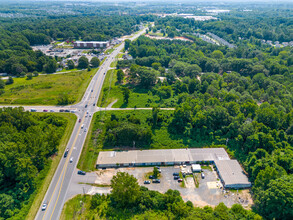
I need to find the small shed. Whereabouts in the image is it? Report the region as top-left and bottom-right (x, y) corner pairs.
(192, 164), (201, 172)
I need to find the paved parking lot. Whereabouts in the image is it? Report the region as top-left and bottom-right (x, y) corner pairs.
(71, 166), (253, 208)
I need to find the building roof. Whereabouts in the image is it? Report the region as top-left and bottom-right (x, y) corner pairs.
(96, 148), (230, 165)
(74, 41), (109, 44)
(214, 160), (251, 187)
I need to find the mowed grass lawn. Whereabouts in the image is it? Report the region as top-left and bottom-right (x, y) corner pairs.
(98, 69), (176, 108)
(77, 110), (213, 171)
(0, 68), (97, 105)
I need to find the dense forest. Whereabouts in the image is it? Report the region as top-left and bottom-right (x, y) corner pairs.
(0, 108), (68, 219)
(114, 17), (293, 218)
(63, 172), (262, 219)
(155, 10), (293, 44)
(0, 14), (153, 75)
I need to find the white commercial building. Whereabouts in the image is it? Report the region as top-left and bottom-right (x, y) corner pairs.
(96, 148), (251, 189)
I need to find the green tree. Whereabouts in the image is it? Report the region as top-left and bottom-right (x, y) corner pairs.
(5, 76), (14, 85)
(255, 175), (293, 219)
(152, 62), (161, 70)
(67, 60), (75, 69)
(110, 172), (140, 208)
(153, 167), (159, 178)
(44, 59), (57, 73)
(90, 57), (100, 68)
(78, 56), (89, 69)
(152, 107), (159, 127)
(26, 73), (33, 80)
(212, 50), (224, 59)
(122, 87), (130, 103)
(117, 69), (124, 84)
(0, 78), (4, 89)
(32, 71), (39, 77)
(124, 39), (131, 51)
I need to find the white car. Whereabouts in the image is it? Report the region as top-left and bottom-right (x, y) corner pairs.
(70, 157), (73, 163)
(84, 128), (87, 132)
(41, 203), (47, 211)
(89, 114), (91, 117)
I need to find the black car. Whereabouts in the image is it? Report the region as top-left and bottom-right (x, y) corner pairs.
(64, 148), (69, 158)
(152, 179), (160, 183)
(85, 104), (87, 108)
(149, 175), (154, 179)
(77, 170), (86, 175)
(59, 109), (65, 112)
(144, 180), (151, 184)
(173, 172), (179, 176)
(174, 176), (179, 180)
(93, 103), (95, 106)
(65, 109), (70, 112)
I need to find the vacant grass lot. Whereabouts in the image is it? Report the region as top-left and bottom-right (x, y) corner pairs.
(77, 110), (214, 171)
(98, 69), (176, 108)
(25, 113), (77, 220)
(60, 194), (91, 220)
(1, 68), (97, 105)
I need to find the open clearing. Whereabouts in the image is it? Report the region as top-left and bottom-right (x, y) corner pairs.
(0, 68), (97, 105)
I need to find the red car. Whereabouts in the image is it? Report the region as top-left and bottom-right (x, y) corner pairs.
(178, 179), (183, 183)
(79, 119), (81, 123)
(43, 109), (48, 112)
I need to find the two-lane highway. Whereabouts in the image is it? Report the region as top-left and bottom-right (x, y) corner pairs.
(35, 27), (147, 220)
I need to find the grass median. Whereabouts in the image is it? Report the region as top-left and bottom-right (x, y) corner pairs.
(26, 113), (77, 220)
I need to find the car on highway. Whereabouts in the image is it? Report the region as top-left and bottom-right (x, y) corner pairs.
(50, 110), (55, 112)
(91, 89), (93, 92)
(144, 180), (151, 184)
(59, 109), (65, 112)
(77, 170), (86, 175)
(41, 203), (47, 211)
(65, 109), (70, 112)
(89, 114), (91, 117)
(79, 119), (81, 123)
(70, 157), (73, 163)
(85, 104), (87, 108)
(152, 179), (160, 183)
(201, 173), (205, 179)
(64, 148), (69, 158)
(93, 103), (95, 106)
(30, 108), (37, 112)
(43, 109), (48, 112)
(81, 124), (84, 129)
(84, 128), (87, 132)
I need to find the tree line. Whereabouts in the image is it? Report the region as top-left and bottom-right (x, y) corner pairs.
(0, 107), (68, 219)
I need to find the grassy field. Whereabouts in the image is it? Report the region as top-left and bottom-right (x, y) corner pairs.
(60, 194), (91, 220)
(26, 113), (77, 220)
(1, 68), (97, 105)
(77, 110), (217, 171)
(97, 69), (176, 108)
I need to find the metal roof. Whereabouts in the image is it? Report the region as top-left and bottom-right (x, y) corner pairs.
(214, 160), (251, 187)
(96, 148), (251, 188)
(96, 148), (230, 165)
(74, 41), (109, 44)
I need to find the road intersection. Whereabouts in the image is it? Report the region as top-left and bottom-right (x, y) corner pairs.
(0, 24), (172, 220)
(31, 27), (147, 220)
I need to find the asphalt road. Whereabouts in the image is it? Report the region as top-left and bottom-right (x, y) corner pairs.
(34, 27), (147, 220)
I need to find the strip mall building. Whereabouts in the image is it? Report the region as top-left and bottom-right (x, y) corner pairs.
(96, 148), (251, 189)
